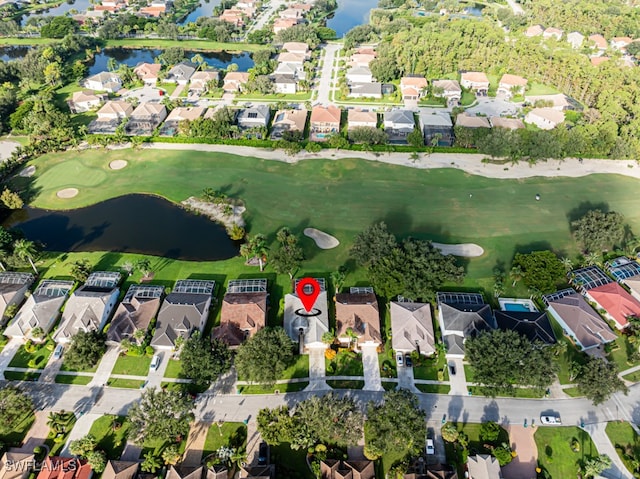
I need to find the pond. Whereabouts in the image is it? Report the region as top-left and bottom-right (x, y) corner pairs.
(325, 0), (379, 37)
(19, 0), (92, 25)
(0, 46), (31, 62)
(87, 48), (254, 75)
(4, 194), (240, 261)
(179, 0), (222, 25)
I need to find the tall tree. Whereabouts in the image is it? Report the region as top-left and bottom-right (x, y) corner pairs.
(234, 327), (295, 386)
(350, 221), (397, 268)
(13, 239), (38, 274)
(576, 357), (627, 405)
(0, 386), (34, 435)
(571, 209), (626, 253)
(128, 388), (195, 444)
(512, 250), (566, 294)
(270, 227), (304, 279)
(180, 332), (232, 390)
(64, 330), (106, 370)
(245, 234), (268, 272)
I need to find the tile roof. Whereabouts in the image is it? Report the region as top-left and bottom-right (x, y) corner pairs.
(589, 34), (608, 49)
(432, 79), (461, 93)
(390, 301), (436, 354)
(467, 455), (501, 479)
(499, 74), (527, 86)
(588, 282), (640, 328)
(347, 109), (377, 124)
(107, 284), (163, 343)
(489, 117), (524, 129)
(335, 292), (381, 343)
(134, 62), (162, 80)
(165, 107), (206, 122)
(455, 113), (491, 128)
(526, 108), (565, 124)
(284, 280), (329, 346)
(102, 461), (139, 479)
(439, 302), (495, 335)
(36, 458), (91, 479)
(1, 452), (35, 479)
(214, 291), (267, 346)
(460, 71), (489, 84)
(400, 76), (428, 88)
(320, 459), (375, 479)
(494, 310), (556, 344)
(310, 105), (341, 124)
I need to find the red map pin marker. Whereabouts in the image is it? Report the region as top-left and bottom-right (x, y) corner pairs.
(296, 278), (320, 313)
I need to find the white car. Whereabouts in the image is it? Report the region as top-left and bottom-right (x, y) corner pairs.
(150, 354), (161, 371)
(540, 415), (561, 425)
(426, 438), (435, 455)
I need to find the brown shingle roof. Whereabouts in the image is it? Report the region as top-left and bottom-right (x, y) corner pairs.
(215, 292), (267, 346)
(335, 293), (381, 343)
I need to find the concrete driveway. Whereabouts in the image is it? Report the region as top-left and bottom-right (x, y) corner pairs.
(0, 338), (22, 376)
(120, 86), (164, 103)
(447, 358), (468, 395)
(11, 411), (49, 453)
(361, 344), (383, 392)
(306, 345), (330, 391)
(466, 97), (521, 117)
(397, 363), (417, 391)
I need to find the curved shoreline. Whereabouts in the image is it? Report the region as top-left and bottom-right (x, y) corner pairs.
(139, 143), (640, 180)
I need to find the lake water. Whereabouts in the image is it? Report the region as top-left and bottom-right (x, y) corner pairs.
(179, 0), (222, 25)
(326, 0), (379, 37)
(4, 194), (240, 261)
(88, 48), (254, 74)
(19, 0), (92, 25)
(0, 46), (30, 62)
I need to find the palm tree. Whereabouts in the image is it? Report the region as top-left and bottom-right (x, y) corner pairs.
(190, 54), (205, 70)
(141, 452), (162, 473)
(560, 257), (573, 273)
(584, 252), (602, 267)
(14, 239), (38, 274)
(249, 234), (268, 272)
(107, 57), (119, 72)
(509, 265), (523, 286)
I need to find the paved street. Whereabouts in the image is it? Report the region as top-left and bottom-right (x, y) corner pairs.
(315, 43), (341, 106)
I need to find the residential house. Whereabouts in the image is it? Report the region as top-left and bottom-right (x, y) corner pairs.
(419, 111), (454, 146)
(543, 27), (563, 40)
(436, 292), (495, 357)
(349, 53), (376, 68)
(335, 287), (381, 348)
(431, 79), (462, 106)
(494, 305), (556, 344)
(166, 465), (204, 479)
(497, 74), (527, 98)
(347, 109), (377, 131)
(106, 284), (163, 345)
(89, 100), (134, 134)
(587, 282), (640, 330)
(125, 102), (168, 135)
(36, 458), (91, 479)
(4, 280), (73, 339)
(290, 3), (312, 12)
(524, 108), (564, 130)
(383, 109), (416, 143)
(84, 71), (122, 93)
(525, 93), (574, 111)
(284, 278), (329, 351)
(189, 70), (219, 94)
(566, 31), (585, 49)
(53, 272), (121, 344)
(270, 109), (307, 139)
(274, 61), (306, 80)
(165, 62), (196, 85)
(404, 464), (458, 479)
(524, 24), (543, 37)
(543, 289), (616, 352)
(282, 42), (310, 57)
(589, 34), (608, 53)
(355, 46), (376, 56)
(611, 36), (632, 51)
(400, 75), (428, 105)
(69, 90), (105, 113)
(489, 117), (524, 130)
(320, 459), (375, 479)
(276, 52), (305, 66)
(207, 465), (229, 479)
(348, 82), (382, 99)
(95, 0), (126, 13)
(102, 461), (139, 479)
(160, 106), (206, 136)
(621, 275), (640, 302)
(272, 74), (297, 94)
(133, 62), (162, 85)
(273, 18), (298, 33)
(140, 0), (170, 16)
(310, 105), (341, 141)
(346, 66), (373, 84)
(460, 71), (489, 96)
(455, 113), (491, 129)
(467, 455), (502, 479)
(223, 72), (250, 92)
(151, 279), (215, 350)
(0, 272), (34, 326)
(236, 0), (258, 8)
(237, 105), (270, 131)
(238, 465), (273, 479)
(279, 7), (303, 19)
(1, 452), (35, 479)
(390, 300), (436, 356)
(219, 8), (245, 26)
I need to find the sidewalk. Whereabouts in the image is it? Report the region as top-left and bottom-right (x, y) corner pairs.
(582, 423), (633, 479)
(0, 338), (22, 376)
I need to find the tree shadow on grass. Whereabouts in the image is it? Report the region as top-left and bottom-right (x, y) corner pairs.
(566, 201), (610, 225)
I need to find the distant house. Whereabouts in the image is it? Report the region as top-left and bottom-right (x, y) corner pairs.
(279, 7), (303, 18)
(237, 105), (271, 130)
(489, 117), (525, 130)
(525, 93), (573, 111)
(238, 465), (274, 479)
(524, 24), (543, 37)
(467, 455), (502, 479)
(270, 109), (307, 139)
(346, 66), (373, 84)
(53, 272), (121, 344)
(347, 109), (378, 131)
(349, 53), (376, 68)
(189, 70), (219, 94)
(276, 52), (305, 65)
(567, 31), (584, 49)
(223, 72), (250, 92)
(134, 62), (162, 85)
(213, 279), (267, 348)
(140, 0), (170, 17)
(404, 464), (458, 479)
(4, 280), (73, 339)
(586, 282), (640, 330)
(320, 460), (375, 479)
(102, 461), (139, 479)
(85, 71), (122, 93)
(89, 100), (133, 134)
(282, 42), (309, 57)
(273, 18), (299, 33)
(126, 103), (167, 135)
(160, 106), (206, 136)
(272, 74), (297, 94)
(106, 284), (163, 345)
(543, 27), (563, 40)
(524, 108), (564, 130)
(274, 62), (305, 80)
(390, 300), (435, 356)
(589, 34), (608, 52)
(310, 105), (341, 141)
(460, 71), (489, 96)
(418, 111), (454, 146)
(151, 280), (215, 350)
(611, 36), (633, 51)
(0, 272), (34, 326)
(284, 278), (329, 351)
(1, 451), (35, 479)
(497, 74), (527, 98)
(383, 109), (416, 143)
(400, 75), (428, 105)
(218, 8), (245, 26)
(36, 458), (91, 479)
(348, 82), (382, 99)
(335, 287), (381, 348)
(436, 292), (496, 357)
(431, 79), (462, 106)
(165, 62), (197, 85)
(543, 289), (616, 351)
(69, 90), (105, 113)
(455, 113), (491, 129)
(621, 274), (640, 302)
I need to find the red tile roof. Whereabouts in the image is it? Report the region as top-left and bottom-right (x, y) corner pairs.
(37, 458), (91, 479)
(588, 282), (640, 328)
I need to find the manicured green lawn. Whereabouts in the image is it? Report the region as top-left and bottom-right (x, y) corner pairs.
(563, 387), (582, 397)
(202, 422), (247, 460)
(9, 342), (53, 369)
(326, 351), (364, 377)
(55, 374), (92, 385)
(280, 355), (309, 379)
(270, 443), (313, 479)
(0, 412), (35, 447)
(326, 380), (364, 389)
(88, 415), (132, 459)
(111, 354), (152, 376)
(535, 426), (598, 479)
(104, 39), (267, 53)
(414, 354), (447, 381)
(4, 370), (40, 380)
(606, 421), (640, 476)
(107, 378), (145, 389)
(622, 370), (640, 382)
(240, 382), (308, 394)
(526, 82), (560, 96)
(0, 37), (58, 45)
(415, 384), (450, 394)
(608, 335), (640, 372)
(164, 359), (183, 379)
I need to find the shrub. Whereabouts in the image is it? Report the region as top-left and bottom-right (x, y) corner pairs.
(145, 346), (154, 356)
(325, 349), (336, 360)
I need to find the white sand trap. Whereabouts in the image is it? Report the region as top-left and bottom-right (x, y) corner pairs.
(0, 141), (20, 161)
(109, 160), (128, 170)
(56, 188), (79, 199)
(19, 165), (35, 177)
(433, 242), (484, 257)
(304, 228), (340, 249)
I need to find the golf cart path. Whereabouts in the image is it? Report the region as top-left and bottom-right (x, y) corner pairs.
(140, 143), (640, 180)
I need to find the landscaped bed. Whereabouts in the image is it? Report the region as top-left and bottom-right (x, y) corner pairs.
(239, 382), (309, 394)
(9, 341), (54, 369)
(534, 426), (598, 479)
(0, 410), (35, 448)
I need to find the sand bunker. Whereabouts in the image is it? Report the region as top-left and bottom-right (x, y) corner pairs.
(304, 228), (340, 249)
(56, 188), (79, 199)
(109, 160), (128, 170)
(19, 166), (35, 177)
(432, 242), (484, 257)
(0, 141), (20, 161)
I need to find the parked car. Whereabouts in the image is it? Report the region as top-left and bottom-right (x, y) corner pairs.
(258, 442), (269, 465)
(405, 353), (413, 368)
(396, 352), (404, 367)
(540, 415), (561, 425)
(150, 354), (161, 371)
(53, 344), (64, 360)
(449, 363), (456, 375)
(426, 438), (435, 455)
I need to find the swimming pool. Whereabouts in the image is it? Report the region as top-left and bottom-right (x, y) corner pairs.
(503, 302), (531, 312)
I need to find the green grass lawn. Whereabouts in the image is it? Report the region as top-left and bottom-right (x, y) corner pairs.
(326, 351), (364, 377)
(526, 82), (560, 96)
(535, 426), (598, 479)
(622, 370), (640, 382)
(563, 387), (582, 397)
(107, 378), (145, 389)
(164, 359), (183, 379)
(88, 415), (132, 459)
(608, 335), (640, 372)
(111, 354), (152, 376)
(4, 370), (40, 381)
(270, 443), (313, 479)
(326, 380), (364, 389)
(0, 412), (35, 448)
(415, 384), (450, 394)
(104, 39), (267, 53)
(280, 354), (309, 379)
(0, 37), (58, 46)
(202, 422), (247, 460)
(414, 354), (447, 381)
(239, 382), (308, 394)
(443, 422), (509, 477)
(55, 374), (92, 385)
(9, 342), (53, 369)
(605, 421), (640, 476)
